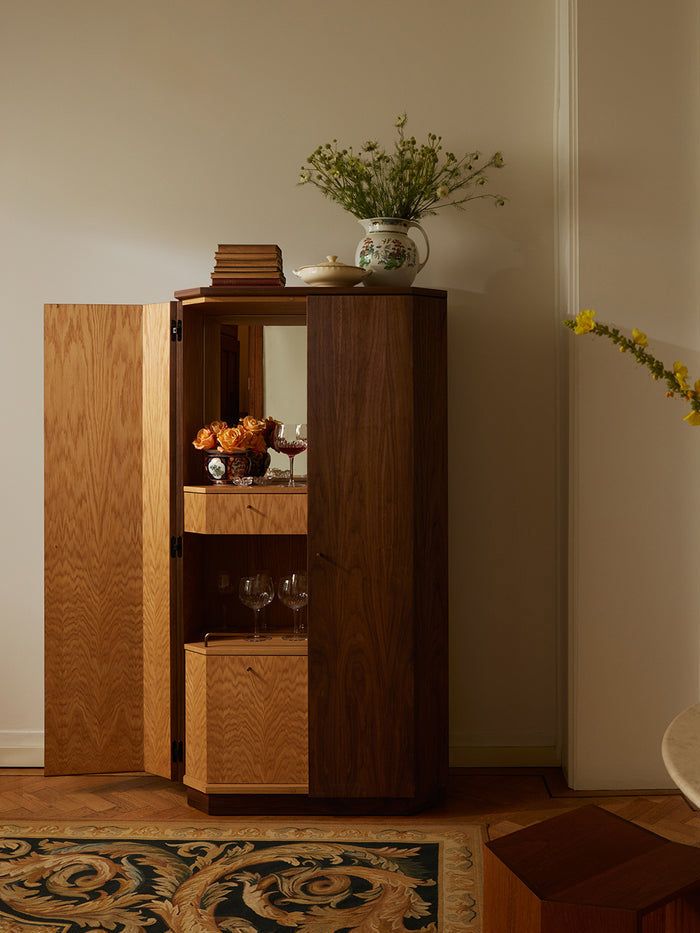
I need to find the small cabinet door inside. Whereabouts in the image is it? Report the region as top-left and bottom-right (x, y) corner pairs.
(185, 650), (308, 791)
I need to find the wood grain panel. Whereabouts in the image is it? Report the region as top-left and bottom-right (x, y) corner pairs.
(182, 305), (205, 486)
(483, 846), (541, 933)
(142, 302), (173, 779)
(246, 325), (264, 417)
(175, 285), (446, 300)
(203, 317), (223, 422)
(643, 893), (700, 932)
(207, 655), (308, 785)
(412, 297), (449, 797)
(184, 650), (207, 790)
(487, 807), (700, 932)
(172, 300), (186, 782)
(183, 778), (308, 795)
(184, 489), (307, 535)
(307, 295), (416, 798)
(45, 304), (144, 775)
(542, 902), (636, 932)
(186, 638), (307, 656)
(184, 485), (307, 494)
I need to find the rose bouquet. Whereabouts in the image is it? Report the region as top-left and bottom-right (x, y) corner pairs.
(193, 416), (279, 483)
(193, 416), (277, 454)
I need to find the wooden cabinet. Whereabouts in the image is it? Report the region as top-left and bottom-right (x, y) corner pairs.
(44, 286), (447, 814)
(185, 640), (308, 793)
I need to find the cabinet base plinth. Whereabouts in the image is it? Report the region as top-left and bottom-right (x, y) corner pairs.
(187, 788), (443, 816)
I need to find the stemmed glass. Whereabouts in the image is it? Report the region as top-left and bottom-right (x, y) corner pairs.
(273, 423), (308, 487)
(278, 572), (309, 641)
(239, 573), (274, 641)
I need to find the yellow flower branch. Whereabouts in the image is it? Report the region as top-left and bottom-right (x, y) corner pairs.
(564, 310), (700, 426)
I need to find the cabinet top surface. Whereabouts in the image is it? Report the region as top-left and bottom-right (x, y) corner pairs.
(175, 285), (447, 301)
(186, 638), (308, 657)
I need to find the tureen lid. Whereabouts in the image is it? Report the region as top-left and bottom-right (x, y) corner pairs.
(295, 255), (358, 271)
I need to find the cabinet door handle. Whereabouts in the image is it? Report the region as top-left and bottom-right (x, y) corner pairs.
(246, 666), (254, 673)
(316, 551), (329, 561)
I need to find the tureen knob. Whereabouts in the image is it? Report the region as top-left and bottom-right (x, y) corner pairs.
(326, 255), (338, 263)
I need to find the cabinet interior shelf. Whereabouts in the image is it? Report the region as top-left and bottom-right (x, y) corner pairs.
(186, 638), (308, 656)
(184, 485), (307, 535)
(184, 485), (307, 494)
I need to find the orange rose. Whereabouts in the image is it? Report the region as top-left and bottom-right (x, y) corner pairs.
(240, 415), (266, 434)
(192, 427), (217, 450)
(262, 416), (279, 447)
(217, 426), (248, 452)
(247, 430), (267, 454)
(208, 420), (228, 435)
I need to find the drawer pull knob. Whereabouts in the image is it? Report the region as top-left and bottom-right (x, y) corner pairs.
(246, 666), (254, 673)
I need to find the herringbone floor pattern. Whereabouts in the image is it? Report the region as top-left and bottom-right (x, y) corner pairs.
(0, 767), (697, 846)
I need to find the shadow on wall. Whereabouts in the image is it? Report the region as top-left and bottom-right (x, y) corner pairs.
(446, 275), (559, 752)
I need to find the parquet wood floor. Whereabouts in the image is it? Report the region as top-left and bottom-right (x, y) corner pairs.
(0, 767), (697, 846)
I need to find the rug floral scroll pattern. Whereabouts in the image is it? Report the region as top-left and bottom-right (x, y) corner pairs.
(0, 823), (480, 932)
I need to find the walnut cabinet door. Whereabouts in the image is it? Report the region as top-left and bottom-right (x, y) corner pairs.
(306, 293), (448, 801)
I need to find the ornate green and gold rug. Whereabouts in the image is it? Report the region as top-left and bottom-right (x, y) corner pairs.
(0, 821), (481, 931)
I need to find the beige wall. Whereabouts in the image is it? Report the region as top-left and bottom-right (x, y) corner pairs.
(0, 0), (559, 764)
(568, 0), (700, 787)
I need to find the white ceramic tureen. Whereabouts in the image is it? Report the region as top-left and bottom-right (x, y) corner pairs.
(292, 256), (371, 287)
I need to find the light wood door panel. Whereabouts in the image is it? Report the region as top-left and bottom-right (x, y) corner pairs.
(142, 302), (174, 779)
(185, 651), (308, 788)
(45, 304), (145, 775)
(183, 488), (307, 535)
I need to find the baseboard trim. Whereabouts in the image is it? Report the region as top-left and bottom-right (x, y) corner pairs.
(0, 732), (44, 767)
(0, 738), (560, 772)
(450, 745), (561, 767)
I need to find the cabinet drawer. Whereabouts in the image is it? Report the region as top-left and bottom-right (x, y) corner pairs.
(184, 489), (307, 535)
(185, 649), (308, 793)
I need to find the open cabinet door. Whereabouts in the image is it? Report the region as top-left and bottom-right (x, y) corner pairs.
(142, 302), (177, 779)
(44, 303), (175, 777)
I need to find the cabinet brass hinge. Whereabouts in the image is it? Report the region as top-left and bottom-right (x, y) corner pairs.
(170, 319), (183, 342)
(170, 536), (183, 558)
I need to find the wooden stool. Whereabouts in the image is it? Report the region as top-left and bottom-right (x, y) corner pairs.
(484, 805), (700, 931)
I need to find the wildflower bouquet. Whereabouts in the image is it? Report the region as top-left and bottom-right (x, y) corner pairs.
(565, 310), (700, 426)
(298, 114), (506, 221)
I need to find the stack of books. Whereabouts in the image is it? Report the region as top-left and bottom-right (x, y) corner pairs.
(211, 244), (285, 287)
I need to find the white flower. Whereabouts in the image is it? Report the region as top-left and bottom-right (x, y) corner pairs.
(436, 185), (449, 199)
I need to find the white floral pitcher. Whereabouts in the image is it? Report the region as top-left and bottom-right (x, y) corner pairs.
(355, 218), (430, 287)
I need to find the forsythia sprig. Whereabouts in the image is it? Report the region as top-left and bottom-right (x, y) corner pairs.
(564, 310), (700, 426)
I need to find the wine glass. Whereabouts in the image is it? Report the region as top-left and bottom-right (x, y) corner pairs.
(273, 422), (308, 487)
(278, 572), (309, 641)
(239, 573), (274, 641)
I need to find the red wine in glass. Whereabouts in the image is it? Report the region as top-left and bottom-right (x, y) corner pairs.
(273, 423), (307, 487)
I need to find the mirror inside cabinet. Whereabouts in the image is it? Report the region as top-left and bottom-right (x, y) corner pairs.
(203, 321), (307, 477)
